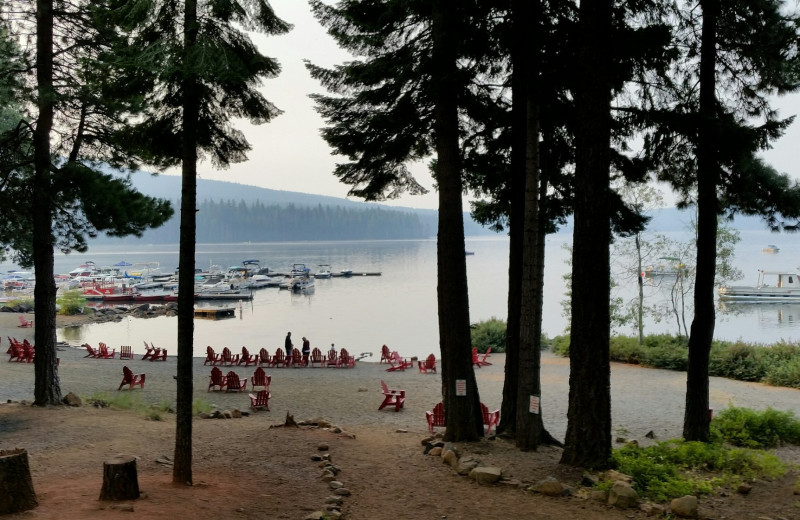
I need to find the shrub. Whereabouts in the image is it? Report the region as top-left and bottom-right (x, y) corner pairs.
(712, 406), (800, 448)
(192, 398), (214, 415)
(551, 335), (570, 356)
(709, 341), (766, 382)
(470, 317), (506, 353)
(56, 289), (86, 315)
(640, 343), (688, 371)
(609, 336), (643, 364)
(763, 358), (800, 388)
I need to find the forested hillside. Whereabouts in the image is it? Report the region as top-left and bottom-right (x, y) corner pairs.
(95, 198), (432, 243)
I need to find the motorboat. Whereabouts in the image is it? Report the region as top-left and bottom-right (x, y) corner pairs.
(718, 270), (800, 302)
(291, 277), (315, 292)
(762, 245), (780, 254)
(339, 269), (353, 277)
(642, 257), (689, 278)
(290, 263), (310, 278)
(250, 274), (281, 287)
(314, 265), (332, 279)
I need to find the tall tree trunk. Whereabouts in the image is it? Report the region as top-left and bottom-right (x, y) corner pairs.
(432, 0), (482, 441)
(32, 0), (62, 406)
(516, 0), (548, 450)
(173, 0), (198, 485)
(683, 0), (718, 443)
(636, 234), (644, 345)
(498, 0), (530, 438)
(560, 0), (613, 469)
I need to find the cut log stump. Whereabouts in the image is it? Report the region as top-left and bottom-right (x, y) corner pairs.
(0, 448), (38, 514)
(99, 456), (140, 501)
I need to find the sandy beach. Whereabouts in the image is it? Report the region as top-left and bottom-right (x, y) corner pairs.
(3, 312), (800, 519)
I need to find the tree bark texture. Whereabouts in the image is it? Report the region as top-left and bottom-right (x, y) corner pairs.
(516, 0), (547, 451)
(560, 0), (613, 469)
(0, 449), (38, 514)
(174, 0), (199, 485)
(99, 456), (140, 501)
(432, 0), (483, 441)
(33, 0), (62, 406)
(683, 0), (719, 443)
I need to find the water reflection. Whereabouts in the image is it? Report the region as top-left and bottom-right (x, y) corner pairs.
(718, 302), (800, 339)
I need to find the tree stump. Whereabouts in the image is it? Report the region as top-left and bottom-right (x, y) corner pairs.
(99, 456), (140, 501)
(0, 448), (38, 514)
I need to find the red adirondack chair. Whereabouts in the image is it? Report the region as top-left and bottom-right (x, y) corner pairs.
(425, 402), (445, 433)
(379, 380), (405, 412)
(97, 342), (116, 359)
(418, 353), (437, 374)
(472, 347), (492, 367)
(208, 367), (228, 391)
(219, 347), (239, 366)
(248, 389), (271, 411)
(270, 348), (286, 368)
(239, 346), (258, 366)
(385, 351), (412, 372)
(142, 341), (155, 361)
(326, 348), (339, 367)
(83, 343), (100, 358)
(289, 348), (303, 367)
(379, 344), (392, 364)
(20, 340), (34, 363)
(481, 403), (500, 435)
(18, 314), (33, 328)
(118, 366), (145, 391)
(119, 345), (134, 360)
(149, 344), (167, 361)
(225, 371), (247, 392)
(338, 348), (355, 368)
(250, 367), (271, 391)
(258, 348), (272, 366)
(204, 346), (219, 365)
(7, 342), (23, 362)
(309, 347), (326, 367)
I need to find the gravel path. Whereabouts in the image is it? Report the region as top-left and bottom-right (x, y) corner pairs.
(3, 313), (800, 442)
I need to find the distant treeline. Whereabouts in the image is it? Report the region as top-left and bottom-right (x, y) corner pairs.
(95, 199), (434, 243)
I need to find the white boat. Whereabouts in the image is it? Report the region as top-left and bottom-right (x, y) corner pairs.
(718, 270), (800, 302)
(291, 277), (315, 292)
(250, 274), (281, 288)
(290, 263), (310, 278)
(762, 245), (780, 254)
(314, 264), (332, 279)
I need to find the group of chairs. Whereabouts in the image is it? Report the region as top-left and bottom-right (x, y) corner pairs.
(141, 342), (167, 361)
(207, 365), (272, 412)
(425, 401), (500, 435)
(380, 345), (438, 373)
(18, 314), (33, 328)
(6, 337), (34, 363)
(204, 345), (356, 369)
(83, 342), (116, 359)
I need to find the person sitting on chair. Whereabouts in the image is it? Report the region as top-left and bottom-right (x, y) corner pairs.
(301, 336), (310, 366)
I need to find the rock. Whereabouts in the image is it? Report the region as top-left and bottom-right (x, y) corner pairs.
(456, 456), (480, 475)
(604, 470), (633, 484)
(589, 490), (607, 502)
(357, 387), (368, 392)
(645, 430), (656, 439)
(318, 444), (329, 451)
(608, 481), (638, 509)
(428, 447), (443, 457)
(329, 481), (343, 489)
(63, 392), (82, 407)
(669, 495), (698, 518)
(110, 504), (135, 512)
(320, 472), (336, 482)
(303, 512), (325, 520)
(533, 476), (565, 497)
(334, 488), (351, 496)
(442, 450), (459, 468)
(737, 482), (752, 495)
(469, 467), (502, 485)
(615, 436), (627, 443)
(580, 473), (598, 487)
(395, 429), (408, 433)
(230, 409), (242, 419)
(325, 496), (343, 505)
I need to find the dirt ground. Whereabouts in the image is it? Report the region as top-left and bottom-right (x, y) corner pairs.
(2, 312), (800, 519)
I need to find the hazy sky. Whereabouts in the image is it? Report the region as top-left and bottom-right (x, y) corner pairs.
(179, 1), (800, 211)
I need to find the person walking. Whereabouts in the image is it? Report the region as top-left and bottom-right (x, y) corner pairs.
(285, 332), (293, 358)
(301, 336), (310, 366)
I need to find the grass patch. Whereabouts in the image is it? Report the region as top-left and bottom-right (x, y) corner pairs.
(711, 406), (800, 448)
(192, 398), (215, 415)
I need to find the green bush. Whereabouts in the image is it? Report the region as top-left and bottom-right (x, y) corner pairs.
(609, 438), (785, 502)
(56, 289), (86, 315)
(470, 317), (506, 353)
(192, 398), (214, 415)
(550, 335), (570, 356)
(640, 344), (688, 371)
(709, 341), (765, 382)
(712, 406), (800, 448)
(609, 336), (643, 364)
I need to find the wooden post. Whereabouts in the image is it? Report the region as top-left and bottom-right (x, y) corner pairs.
(99, 456), (140, 501)
(0, 448), (38, 514)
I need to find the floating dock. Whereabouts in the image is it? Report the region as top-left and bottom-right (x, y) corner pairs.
(194, 307), (236, 320)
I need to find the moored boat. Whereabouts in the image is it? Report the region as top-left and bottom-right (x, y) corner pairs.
(314, 265), (332, 279)
(718, 270), (800, 302)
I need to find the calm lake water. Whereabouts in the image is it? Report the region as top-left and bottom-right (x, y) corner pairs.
(3, 229), (799, 360)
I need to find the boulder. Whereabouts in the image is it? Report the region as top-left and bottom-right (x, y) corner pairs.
(533, 476), (565, 497)
(63, 392), (82, 407)
(608, 481), (638, 509)
(469, 467), (502, 485)
(669, 495), (698, 518)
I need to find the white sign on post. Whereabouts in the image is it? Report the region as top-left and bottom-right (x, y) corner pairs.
(455, 379), (467, 396)
(529, 395), (541, 414)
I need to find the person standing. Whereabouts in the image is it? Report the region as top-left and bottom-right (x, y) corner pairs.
(301, 336), (310, 366)
(285, 332), (293, 358)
